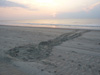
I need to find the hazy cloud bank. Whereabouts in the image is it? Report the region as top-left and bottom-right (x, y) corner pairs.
(0, 0), (27, 8)
(56, 3), (100, 19)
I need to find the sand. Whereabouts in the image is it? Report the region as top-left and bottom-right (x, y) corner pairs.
(0, 25), (100, 75)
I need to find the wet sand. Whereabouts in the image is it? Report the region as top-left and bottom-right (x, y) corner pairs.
(0, 25), (100, 75)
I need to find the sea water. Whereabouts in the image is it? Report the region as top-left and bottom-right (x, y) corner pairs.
(0, 19), (100, 30)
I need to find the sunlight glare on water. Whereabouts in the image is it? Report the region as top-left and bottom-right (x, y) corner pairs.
(0, 19), (100, 30)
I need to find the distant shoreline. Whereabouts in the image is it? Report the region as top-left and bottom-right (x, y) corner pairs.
(0, 24), (100, 31)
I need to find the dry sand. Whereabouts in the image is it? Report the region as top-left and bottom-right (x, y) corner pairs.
(0, 25), (100, 75)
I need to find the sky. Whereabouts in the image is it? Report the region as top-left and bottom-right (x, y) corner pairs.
(0, 0), (100, 20)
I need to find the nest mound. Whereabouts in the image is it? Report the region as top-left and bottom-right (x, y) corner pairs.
(7, 42), (52, 61)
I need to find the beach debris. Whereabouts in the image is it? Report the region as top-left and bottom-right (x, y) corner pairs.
(98, 70), (100, 74)
(62, 58), (65, 61)
(78, 64), (81, 67)
(54, 70), (57, 73)
(41, 69), (44, 71)
(58, 55), (62, 57)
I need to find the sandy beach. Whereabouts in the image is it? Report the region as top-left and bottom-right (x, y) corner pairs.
(0, 25), (100, 75)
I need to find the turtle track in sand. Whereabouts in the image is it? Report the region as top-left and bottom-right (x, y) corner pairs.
(7, 30), (90, 62)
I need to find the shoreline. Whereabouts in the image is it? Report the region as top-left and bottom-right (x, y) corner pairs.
(0, 24), (100, 31)
(0, 25), (100, 75)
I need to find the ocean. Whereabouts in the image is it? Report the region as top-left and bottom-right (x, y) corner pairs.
(0, 19), (100, 30)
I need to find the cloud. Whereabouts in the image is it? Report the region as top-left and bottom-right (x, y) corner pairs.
(87, 3), (100, 18)
(83, 2), (100, 12)
(0, 0), (27, 8)
(56, 2), (100, 19)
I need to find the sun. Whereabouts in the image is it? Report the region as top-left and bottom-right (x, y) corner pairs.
(35, 0), (58, 17)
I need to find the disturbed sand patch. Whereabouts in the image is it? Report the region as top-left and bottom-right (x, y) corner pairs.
(7, 30), (90, 62)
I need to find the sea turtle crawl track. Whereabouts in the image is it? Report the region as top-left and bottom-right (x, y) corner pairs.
(7, 30), (90, 62)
